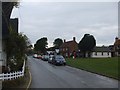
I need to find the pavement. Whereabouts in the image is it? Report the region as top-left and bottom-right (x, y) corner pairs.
(27, 56), (118, 88)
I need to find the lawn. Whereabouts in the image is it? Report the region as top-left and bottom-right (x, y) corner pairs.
(66, 57), (119, 80)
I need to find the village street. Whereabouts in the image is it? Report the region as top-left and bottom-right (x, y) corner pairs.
(27, 56), (118, 88)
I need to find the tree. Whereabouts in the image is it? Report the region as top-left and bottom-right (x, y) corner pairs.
(6, 30), (28, 71)
(78, 34), (96, 57)
(53, 38), (63, 49)
(34, 37), (48, 54)
(47, 47), (55, 51)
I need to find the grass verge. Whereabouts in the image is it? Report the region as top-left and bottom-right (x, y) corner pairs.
(66, 57), (119, 80)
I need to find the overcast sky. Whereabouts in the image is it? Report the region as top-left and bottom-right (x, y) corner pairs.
(11, 1), (118, 47)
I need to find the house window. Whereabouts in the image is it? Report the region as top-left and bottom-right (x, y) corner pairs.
(95, 52), (97, 56)
(117, 46), (119, 49)
(66, 53), (68, 57)
(66, 48), (68, 51)
(102, 52), (103, 56)
(118, 50), (120, 54)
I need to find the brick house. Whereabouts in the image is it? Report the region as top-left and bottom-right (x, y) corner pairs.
(113, 37), (120, 56)
(60, 37), (78, 57)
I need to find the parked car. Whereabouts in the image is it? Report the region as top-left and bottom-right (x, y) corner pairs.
(33, 54), (38, 58)
(48, 55), (54, 63)
(51, 55), (66, 65)
(37, 55), (42, 59)
(42, 55), (49, 61)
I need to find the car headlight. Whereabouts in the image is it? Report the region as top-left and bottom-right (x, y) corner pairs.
(57, 61), (60, 62)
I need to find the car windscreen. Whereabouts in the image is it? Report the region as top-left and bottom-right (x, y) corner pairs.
(55, 56), (65, 61)
(45, 55), (49, 58)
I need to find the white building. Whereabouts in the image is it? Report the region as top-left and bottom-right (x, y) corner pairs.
(91, 46), (111, 58)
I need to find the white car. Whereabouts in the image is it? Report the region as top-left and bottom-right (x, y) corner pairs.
(33, 54), (37, 58)
(48, 55), (54, 63)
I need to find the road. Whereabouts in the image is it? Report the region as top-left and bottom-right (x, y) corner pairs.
(27, 56), (118, 88)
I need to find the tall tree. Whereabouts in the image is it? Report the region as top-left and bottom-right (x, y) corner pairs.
(34, 37), (48, 54)
(78, 34), (96, 57)
(6, 30), (28, 71)
(53, 38), (63, 49)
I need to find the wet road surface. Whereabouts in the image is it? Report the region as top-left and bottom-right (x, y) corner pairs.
(28, 56), (118, 88)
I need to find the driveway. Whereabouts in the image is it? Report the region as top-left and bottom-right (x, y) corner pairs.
(27, 56), (118, 88)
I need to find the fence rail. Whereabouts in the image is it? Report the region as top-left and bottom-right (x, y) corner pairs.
(0, 60), (25, 81)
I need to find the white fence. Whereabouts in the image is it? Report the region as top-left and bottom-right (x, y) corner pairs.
(0, 60), (25, 81)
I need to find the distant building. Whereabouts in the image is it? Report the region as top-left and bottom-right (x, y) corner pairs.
(92, 37), (120, 58)
(91, 46), (111, 58)
(113, 37), (120, 56)
(60, 37), (78, 57)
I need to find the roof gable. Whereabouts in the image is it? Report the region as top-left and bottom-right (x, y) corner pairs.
(60, 40), (78, 48)
(92, 46), (111, 52)
(114, 39), (120, 45)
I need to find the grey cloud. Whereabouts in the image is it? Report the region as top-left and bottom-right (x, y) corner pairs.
(11, 2), (118, 47)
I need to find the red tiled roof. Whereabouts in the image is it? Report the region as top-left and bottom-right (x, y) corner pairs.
(60, 41), (78, 47)
(114, 39), (120, 45)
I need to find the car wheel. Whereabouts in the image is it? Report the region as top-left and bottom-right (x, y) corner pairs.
(64, 63), (66, 66)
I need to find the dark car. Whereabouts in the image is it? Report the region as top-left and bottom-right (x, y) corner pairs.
(51, 55), (66, 65)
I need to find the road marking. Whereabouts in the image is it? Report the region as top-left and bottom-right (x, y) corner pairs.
(26, 67), (32, 90)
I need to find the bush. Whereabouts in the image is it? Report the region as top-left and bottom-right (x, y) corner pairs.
(6, 31), (28, 72)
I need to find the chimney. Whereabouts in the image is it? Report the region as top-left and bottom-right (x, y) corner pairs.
(73, 37), (76, 41)
(115, 37), (118, 41)
(64, 39), (66, 43)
